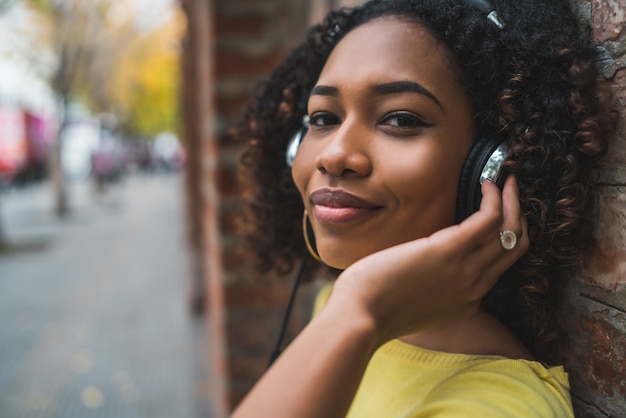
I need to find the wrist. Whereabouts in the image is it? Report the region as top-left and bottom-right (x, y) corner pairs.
(319, 285), (387, 353)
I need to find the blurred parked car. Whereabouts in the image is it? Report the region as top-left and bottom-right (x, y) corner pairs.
(91, 131), (127, 186)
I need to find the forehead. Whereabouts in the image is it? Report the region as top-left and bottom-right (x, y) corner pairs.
(316, 17), (464, 103)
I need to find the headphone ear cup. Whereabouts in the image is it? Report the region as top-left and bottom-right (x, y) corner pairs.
(456, 136), (503, 222)
(286, 127), (307, 167)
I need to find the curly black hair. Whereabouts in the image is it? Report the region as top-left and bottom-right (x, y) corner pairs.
(236, 0), (616, 355)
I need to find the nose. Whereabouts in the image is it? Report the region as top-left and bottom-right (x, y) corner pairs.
(314, 121), (373, 178)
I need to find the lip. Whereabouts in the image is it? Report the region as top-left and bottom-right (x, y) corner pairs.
(310, 188), (382, 224)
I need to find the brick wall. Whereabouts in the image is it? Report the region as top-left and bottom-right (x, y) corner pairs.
(181, 0), (626, 416)
(552, 2), (626, 417)
(180, 0), (228, 415)
(182, 0), (319, 413)
(214, 0), (318, 408)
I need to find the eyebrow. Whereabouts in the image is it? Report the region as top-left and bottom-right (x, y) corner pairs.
(310, 81), (443, 110)
(310, 85), (340, 96)
(371, 81), (443, 109)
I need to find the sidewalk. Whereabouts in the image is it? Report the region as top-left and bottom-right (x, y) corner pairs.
(0, 174), (217, 418)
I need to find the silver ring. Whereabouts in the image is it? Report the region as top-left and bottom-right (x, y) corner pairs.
(499, 230), (517, 250)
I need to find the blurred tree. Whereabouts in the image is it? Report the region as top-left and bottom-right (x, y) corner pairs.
(24, 0), (183, 216)
(99, 10), (184, 137)
(25, 0), (102, 216)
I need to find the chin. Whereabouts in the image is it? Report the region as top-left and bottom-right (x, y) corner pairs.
(321, 258), (350, 271)
(318, 246), (372, 271)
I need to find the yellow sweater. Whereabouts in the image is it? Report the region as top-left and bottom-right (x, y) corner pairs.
(313, 285), (574, 417)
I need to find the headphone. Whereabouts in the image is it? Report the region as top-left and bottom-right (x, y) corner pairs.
(456, 136), (510, 221)
(285, 115), (309, 168)
(285, 119), (510, 221)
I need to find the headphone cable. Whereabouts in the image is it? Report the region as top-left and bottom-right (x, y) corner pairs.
(267, 251), (308, 367)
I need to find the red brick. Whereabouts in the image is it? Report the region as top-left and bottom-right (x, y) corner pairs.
(592, 0), (625, 42)
(225, 282), (292, 309)
(216, 94), (251, 117)
(222, 245), (251, 272)
(601, 69), (626, 166)
(583, 187), (626, 290)
(554, 291), (626, 416)
(215, 12), (266, 37)
(200, 139), (219, 162)
(216, 167), (242, 197)
(215, 49), (287, 77)
(228, 383), (253, 413)
(227, 351), (268, 380)
(225, 309), (283, 350)
(219, 207), (243, 235)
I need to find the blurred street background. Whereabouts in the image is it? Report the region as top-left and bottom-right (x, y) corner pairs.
(0, 173), (215, 418)
(0, 0), (217, 417)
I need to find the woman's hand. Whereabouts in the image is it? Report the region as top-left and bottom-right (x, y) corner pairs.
(327, 175), (529, 347)
(232, 176), (528, 418)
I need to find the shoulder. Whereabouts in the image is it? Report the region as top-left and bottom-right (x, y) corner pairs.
(414, 359), (573, 417)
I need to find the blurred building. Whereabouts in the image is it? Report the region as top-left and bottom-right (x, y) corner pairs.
(0, 3), (58, 185)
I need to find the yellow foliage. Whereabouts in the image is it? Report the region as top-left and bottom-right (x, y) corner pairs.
(24, 0), (185, 137)
(106, 6), (185, 136)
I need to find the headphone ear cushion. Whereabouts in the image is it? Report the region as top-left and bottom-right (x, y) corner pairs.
(286, 127), (307, 167)
(456, 136), (502, 222)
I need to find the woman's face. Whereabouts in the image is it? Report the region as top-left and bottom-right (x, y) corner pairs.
(292, 17), (475, 269)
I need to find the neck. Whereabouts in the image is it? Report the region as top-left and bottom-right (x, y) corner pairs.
(399, 309), (535, 360)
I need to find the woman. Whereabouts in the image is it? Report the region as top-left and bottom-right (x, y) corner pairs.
(233, 0), (615, 416)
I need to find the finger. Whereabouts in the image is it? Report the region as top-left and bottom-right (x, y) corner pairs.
(481, 213), (529, 282)
(496, 176), (527, 257)
(442, 179), (503, 246)
(457, 213), (528, 301)
(428, 179), (502, 258)
(500, 175), (523, 238)
(459, 178), (526, 277)
(477, 176), (524, 252)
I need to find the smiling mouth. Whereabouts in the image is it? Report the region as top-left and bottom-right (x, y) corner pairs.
(313, 205), (381, 223)
(310, 188), (382, 224)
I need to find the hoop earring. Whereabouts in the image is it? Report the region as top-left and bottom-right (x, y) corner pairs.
(302, 210), (322, 263)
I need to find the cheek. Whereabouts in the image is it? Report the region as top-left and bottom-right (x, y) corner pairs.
(387, 145), (467, 231)
(394, 165), (459, 225)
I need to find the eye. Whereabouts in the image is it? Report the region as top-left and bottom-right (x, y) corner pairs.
(309, 112), (341, 127)
(379, 112), (433, 129)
